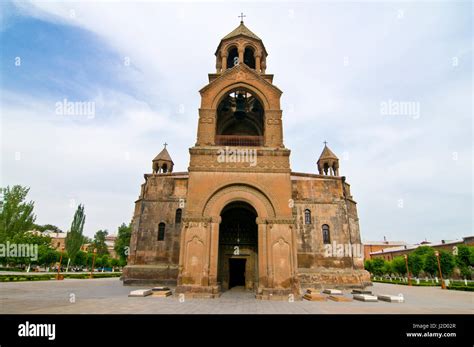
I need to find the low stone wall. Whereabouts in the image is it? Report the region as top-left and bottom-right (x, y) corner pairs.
(122, 264), (178, 286)
(297, 268), (371, 290)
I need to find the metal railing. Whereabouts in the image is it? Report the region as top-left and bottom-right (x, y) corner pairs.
(215, 135), (264, 147)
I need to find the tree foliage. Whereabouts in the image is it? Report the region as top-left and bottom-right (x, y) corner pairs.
(114, 223), (131, 262)
(65, 204), (86, 264)
(0, 186), (36, 240)
(91, 230), (109, 256)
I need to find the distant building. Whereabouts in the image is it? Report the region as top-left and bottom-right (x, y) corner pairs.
(105, 234), (118, 258)
(363, 238), (407, 259)
(28, 230), (67, 250)
(370, 236), (474, 261)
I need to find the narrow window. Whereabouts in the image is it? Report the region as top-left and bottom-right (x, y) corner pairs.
(304, 209), (311, 224)
(322, 224), (330, 244)
(175, 208), (182, 224)
(158, 223), (165, 241)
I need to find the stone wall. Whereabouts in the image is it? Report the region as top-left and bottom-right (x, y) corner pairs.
(123, 174), (188, 285)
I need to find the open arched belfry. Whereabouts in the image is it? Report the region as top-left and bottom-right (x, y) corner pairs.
(123, 19), (370, 298)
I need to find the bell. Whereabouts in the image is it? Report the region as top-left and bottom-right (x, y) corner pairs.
(234, 93), (246, 120)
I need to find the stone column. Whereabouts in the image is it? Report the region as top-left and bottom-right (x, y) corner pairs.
(221, 55), (227, 71)
(255, 55), (261, 72)
(208, 218), (221, 286)
(238, 48), (244, 65)
(257, 220), (267, 288)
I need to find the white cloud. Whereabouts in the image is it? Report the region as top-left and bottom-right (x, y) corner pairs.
(2, 1), (472, 242)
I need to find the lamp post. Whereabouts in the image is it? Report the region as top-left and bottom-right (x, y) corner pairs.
(56, 246), (65, 280)
(90, 248), (97, 279)
(404, 254), (411, 286)
(435, 250), (446, 289)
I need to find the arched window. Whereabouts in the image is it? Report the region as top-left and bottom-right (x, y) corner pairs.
(322, 224), (330, 244)
(304, 209), (311, 224)
(244, 47), (256, 69)
(175, 208), (182, 224)
(158, 223), (165, 241)
(227, 47), (239, 69)
(215, 89), (264, 146)
(162, 163), (168, 173)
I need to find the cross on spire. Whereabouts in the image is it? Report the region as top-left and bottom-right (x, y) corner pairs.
(163, 142), (168, 149)
(238, 12), (246, 24)
(323, 141), (328, 146)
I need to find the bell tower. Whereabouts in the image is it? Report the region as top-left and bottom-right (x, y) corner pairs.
(177, 17), (299, 298)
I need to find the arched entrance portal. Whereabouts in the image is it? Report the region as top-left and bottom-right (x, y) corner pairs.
(218, 201), (258, 291)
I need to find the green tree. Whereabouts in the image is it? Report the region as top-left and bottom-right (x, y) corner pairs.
(95, 256), (103, 268)
(91, 230), (109, 256)
(74, 251), (87, 267)
(455, 245), (473, 267)
(114, 223), (131, 262)
(34, 224), (62, 233)
(423, 251), (438, 276)
(0, 186), (36, 241)
(382, 261), (392, 275)
(370, 258), (387, 276)
(364, 259), (373, 274)
(391, 256), (407, 275)
(101, 255), (111, 269)
(65, 204), (86, 264)
(413, 245), (434, 257)
(438, 250), (455, 277)
(408, 254), (423, 277)
(38, 246), (60, 268)
(110, 258), (119, 269)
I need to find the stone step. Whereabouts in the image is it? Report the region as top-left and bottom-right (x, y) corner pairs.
(353, 294), (378, 302)
(322, 289), (343, 295)
(377, 294), (404, 303)
(128, 289), (152, 297)
(328, 295), (352, 302)
(303, 293), (327, 301)
(351, 289), (372, 295)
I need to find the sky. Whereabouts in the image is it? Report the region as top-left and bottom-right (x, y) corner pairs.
(0, 1), (472, 243)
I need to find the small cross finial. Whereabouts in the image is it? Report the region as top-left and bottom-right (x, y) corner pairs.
(163, 142), (168, 149)
(238, 12), (246, 23)
(323, 141), (328, 146)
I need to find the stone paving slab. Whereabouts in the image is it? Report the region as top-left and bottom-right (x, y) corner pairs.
(0, 279), (472, 314)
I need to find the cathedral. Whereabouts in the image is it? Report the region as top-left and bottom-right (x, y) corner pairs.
(123, 19), (370, 298)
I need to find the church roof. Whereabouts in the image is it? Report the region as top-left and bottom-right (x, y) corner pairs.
(222, 22), (261, 41)
(153, 147), (173, 163)
(318, 144), (338, 161)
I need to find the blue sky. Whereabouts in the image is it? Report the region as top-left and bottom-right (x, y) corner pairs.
(1, 1), (472, 243)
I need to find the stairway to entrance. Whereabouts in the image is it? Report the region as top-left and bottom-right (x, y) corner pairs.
(219, 286), (255, 300)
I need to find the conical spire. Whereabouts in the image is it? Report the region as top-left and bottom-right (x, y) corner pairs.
(317, 142), (339, 176)
(153, 143), (174, 174)
(222, 21), (261, 41)
(318, 144), (338, 161)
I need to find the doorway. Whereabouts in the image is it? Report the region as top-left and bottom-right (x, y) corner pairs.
(229, 258), (246, 288)
(217, 201), (258, 291)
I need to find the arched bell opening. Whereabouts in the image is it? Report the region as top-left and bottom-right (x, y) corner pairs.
(215, 88), (264, 146)
(244, 47), (256, 69)
(227, 47), (239, 69)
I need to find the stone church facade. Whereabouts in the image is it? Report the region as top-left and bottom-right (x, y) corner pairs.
(123, 21), (370, 298)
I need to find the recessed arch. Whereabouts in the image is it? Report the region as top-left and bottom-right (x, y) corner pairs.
(243, 46), (256, 69)
(211, 82), (271, 111)
(202, 183), (276, 219)
(216, 88), (264, 138)
(226, 46), (239, 69)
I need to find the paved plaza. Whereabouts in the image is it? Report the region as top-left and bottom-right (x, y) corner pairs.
(0, 278), (472, 314)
